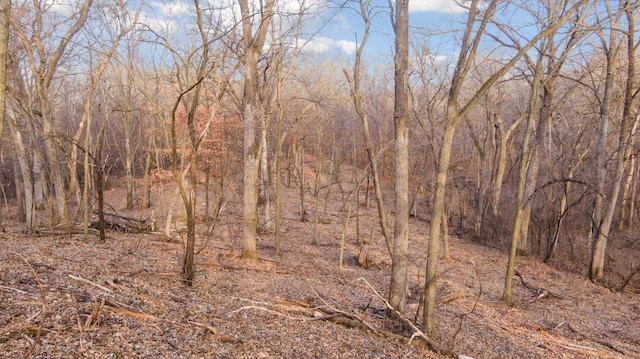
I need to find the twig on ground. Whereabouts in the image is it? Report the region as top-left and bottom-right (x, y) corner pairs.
(0, 285), (37, 297)
(618, 264), (640, 292)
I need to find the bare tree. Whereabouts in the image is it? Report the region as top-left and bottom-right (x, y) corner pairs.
(590, 0), (640, 281)
(77, 2), (143, 240)
(422, 0), (586, 333)
(345, 0), (393, 256)
(11, 0), (94, 228)
(501, 0), (589, 301)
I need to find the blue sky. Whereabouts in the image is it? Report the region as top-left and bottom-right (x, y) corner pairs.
(306, 0), (468, 56)
(139, 0), (470, 58)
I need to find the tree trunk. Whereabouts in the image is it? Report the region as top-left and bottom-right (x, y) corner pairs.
(32, 149), (45, 210)
(389, 0), (409, 314)
(591, 113), (640, 280)
(239, 0), (274, 259)
(589, 4), (628, 280)
(502, 61), (543, 302)
(275, 107), (284, 254)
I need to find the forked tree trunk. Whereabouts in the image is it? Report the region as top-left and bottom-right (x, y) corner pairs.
(489, 114), (522, 216)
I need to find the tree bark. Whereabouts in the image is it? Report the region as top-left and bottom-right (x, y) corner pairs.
(258, 116), (274, 233)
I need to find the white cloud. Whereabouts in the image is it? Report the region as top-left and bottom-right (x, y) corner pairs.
(139, 12), (178, 34)
(150, 1), (190, 17)
(279, 0), (325, 15)
(304, 36), (356, 55)
(409, 0), (467, 13)
(335, 39), (357, 55)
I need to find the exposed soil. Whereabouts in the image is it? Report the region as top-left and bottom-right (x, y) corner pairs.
(1, 174), (639, 358)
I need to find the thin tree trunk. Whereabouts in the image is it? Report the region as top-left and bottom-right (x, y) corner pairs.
(296, 140), (306, 222)
(517, 76), (556, 255)
(591, 113), (640, 280)
(142, 134), (153, 209)
(348, 0), (393, 256)
(13, 154), (25, 223)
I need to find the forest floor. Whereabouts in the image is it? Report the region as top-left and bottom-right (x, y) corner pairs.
(1, 172), (639, 358)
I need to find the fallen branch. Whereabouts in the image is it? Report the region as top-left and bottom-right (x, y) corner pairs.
(104, 305), (157, 321)
(514, 270), (563, 302)
(53, 286), (156, 322)
(357, 278), (447, 355)
(436, 290), (465, 306)
(0, 285), (37, 297)
(229, 305), (304, 321)
(68, 275), (113, 293)
(187, 320), (218, 335)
